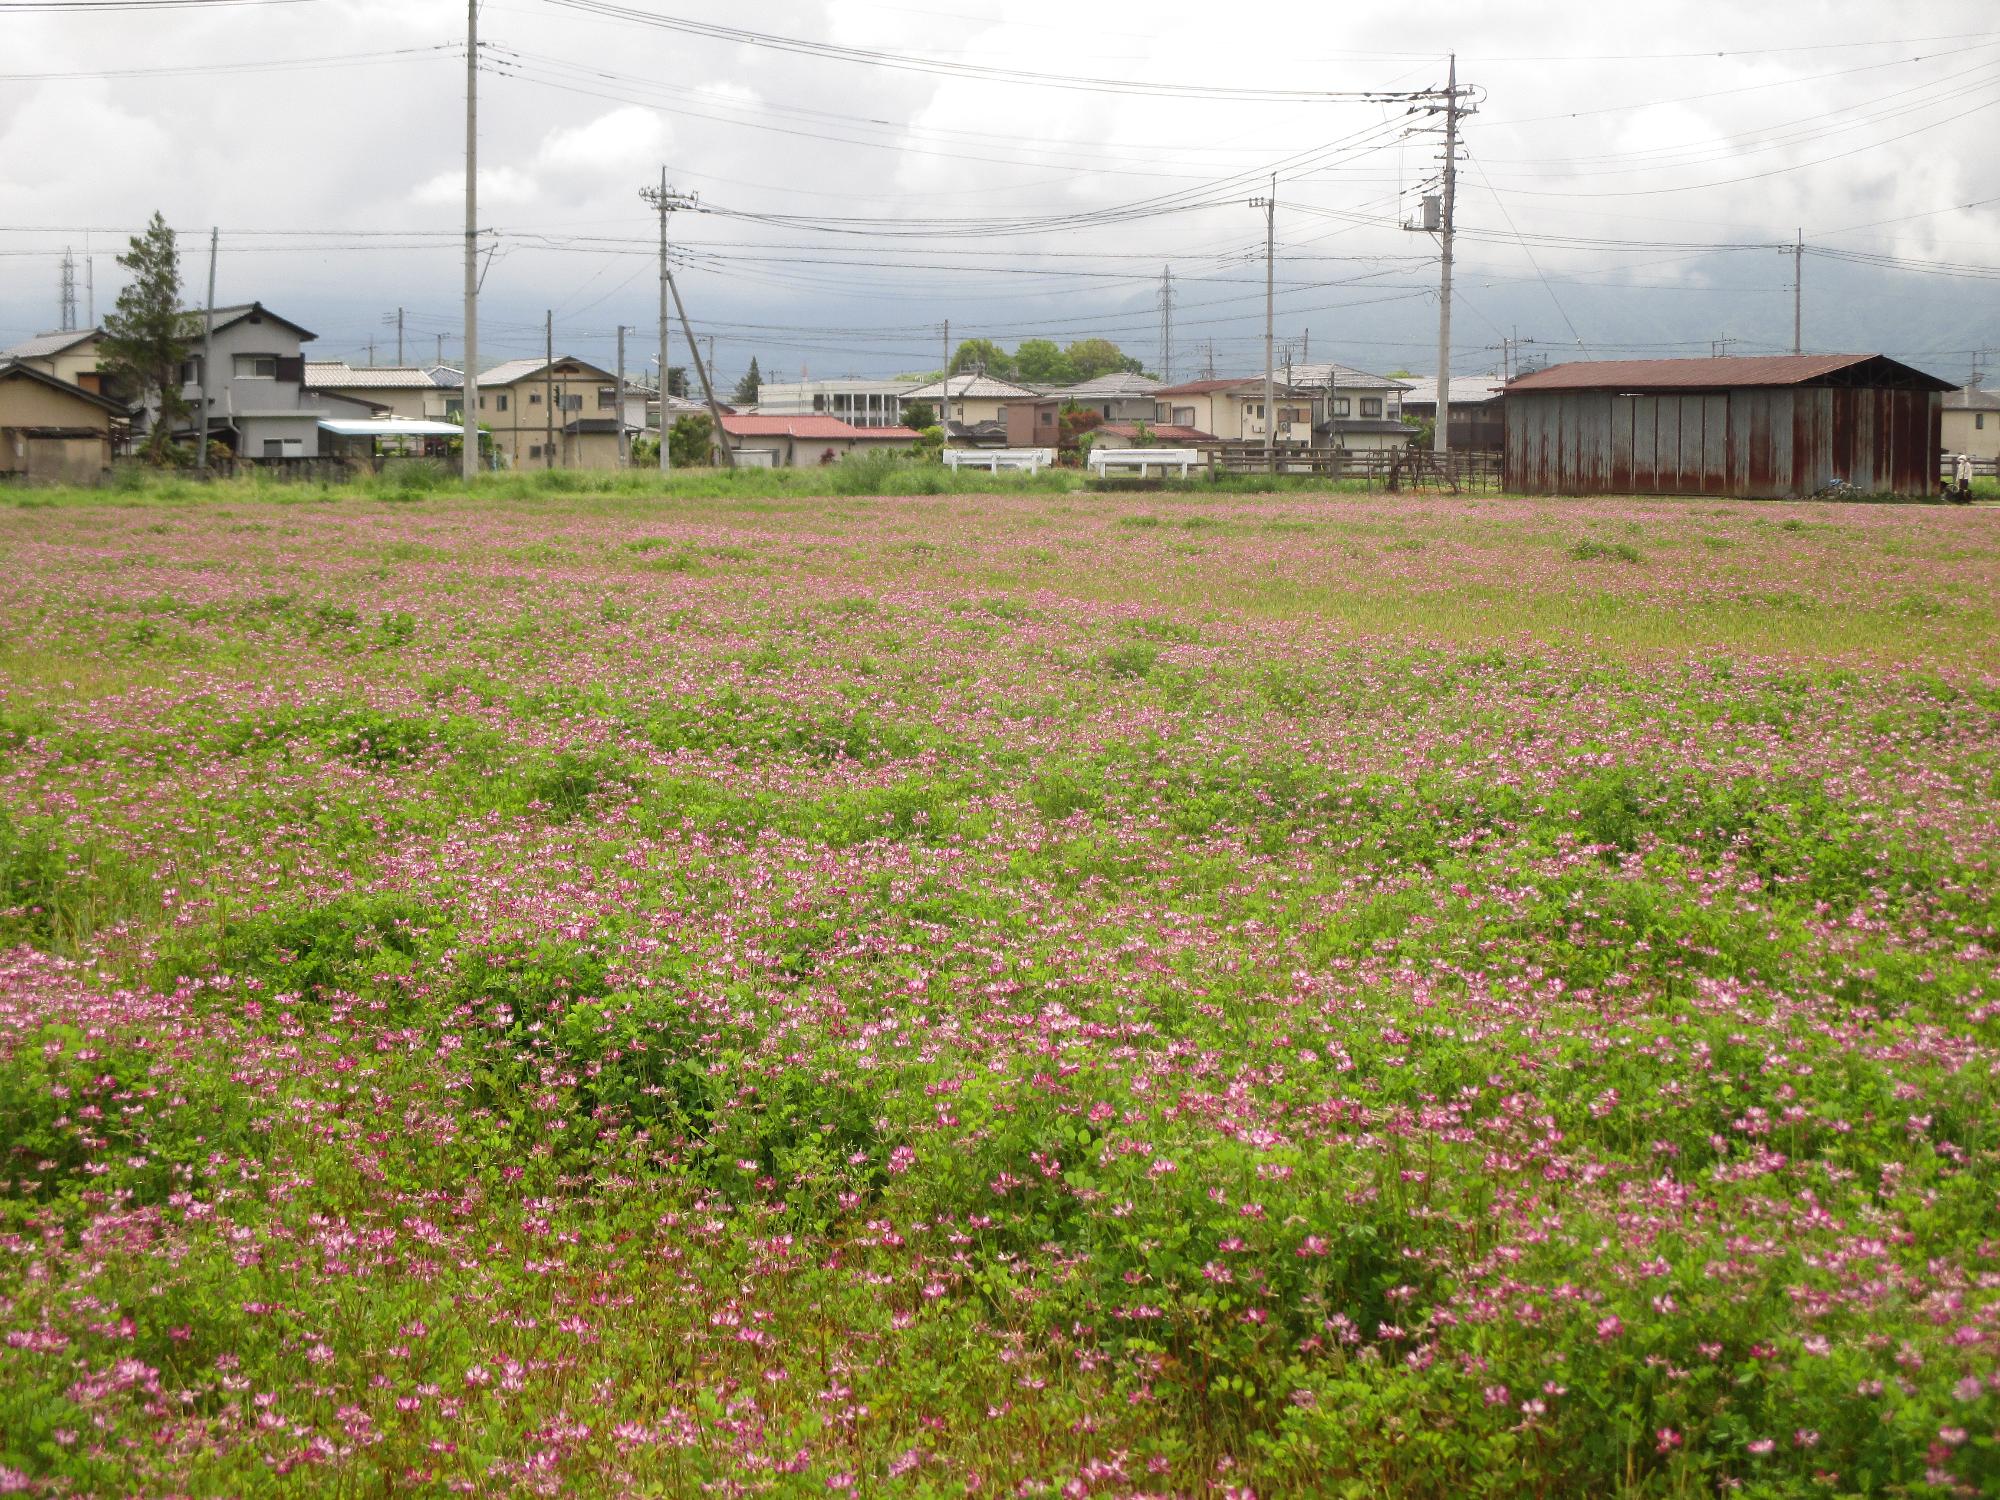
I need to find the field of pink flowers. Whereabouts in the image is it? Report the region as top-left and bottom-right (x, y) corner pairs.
(1, 483), (1997, 1498)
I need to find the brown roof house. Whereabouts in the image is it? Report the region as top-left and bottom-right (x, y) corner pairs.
(0, 359), (131, 484)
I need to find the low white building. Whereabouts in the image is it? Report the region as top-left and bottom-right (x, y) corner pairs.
(756, 379), (909, 428)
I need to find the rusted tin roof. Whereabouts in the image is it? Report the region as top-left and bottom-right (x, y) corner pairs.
(1507, 354), (1953, 394)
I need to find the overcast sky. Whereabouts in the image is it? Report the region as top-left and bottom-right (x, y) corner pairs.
(2, 0), (1996, 386)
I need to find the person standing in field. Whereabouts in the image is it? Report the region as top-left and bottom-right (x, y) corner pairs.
(1952, 452), (1975, 503)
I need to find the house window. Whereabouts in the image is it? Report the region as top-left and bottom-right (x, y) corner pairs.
(1979, 413), (1987, 430)
(563, 394), (582, 412)
(529, 390), (541, 404)
(528, 444), (542, 459)
(813, 394), (827, 411)
(1040, 409), (1054, 425)
(1331, 397), (1352, 418)
(235, 355), (278, 379)
(1280, 407), (1306, 425)
(179, 357), (202, 385)
(1173, 406), (1195, 426)
(263, 439), (284, 459)
(598, 387), (617, 410)
(1360, 398), (1383, 418)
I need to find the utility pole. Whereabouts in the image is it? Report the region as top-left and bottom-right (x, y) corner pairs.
(1203, 340), (1215, 380)
(436, 333), (444, 366)
(1789, 229), (1803, 354)
(85, 246), (94, 327)
(1250, 175), (1275, 469)
(1407, 57), (1471, 463)
(1157, 265), (1174, 382)
(615, 324), (629, 467)
(941, 319), (951, 435)
(640, 169), (697, 474)
(1436, 54), (1462, 464)
(196, 227), (217, 470)
(396, 307), (405, 366)
(58, 248), (76, 332)
(461, 0), (480, 481)
(544, 310), (555, 469)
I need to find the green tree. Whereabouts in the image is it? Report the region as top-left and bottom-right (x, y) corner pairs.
(98, 211), (191, 463)
(901, 399), (935, 432)
(668, 412), (712, 467)
(732, 356), (761, 407)
(1013, 339), (1075, 386)
(666, 366), (689, 399)
(949, 338), (1014, 378)
(1064, 338), (1142, 380)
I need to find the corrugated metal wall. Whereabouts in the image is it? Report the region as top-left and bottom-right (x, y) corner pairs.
(1505, 388), (1941, 497)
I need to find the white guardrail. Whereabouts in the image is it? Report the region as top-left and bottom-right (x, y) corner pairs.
(943, 448), (1057, 474)
(1088, 447), (1199, 479)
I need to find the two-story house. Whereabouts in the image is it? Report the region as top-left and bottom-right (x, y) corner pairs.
(1288, 363), (1414, 452)
(1045, 371), (1161, 421)
(475, 354), (624, 469)
(1151, 378), (1318, 445)
(1943, 382), (2000, 463)
(1, 329), (111, 394)
(172, 303), (373, 459)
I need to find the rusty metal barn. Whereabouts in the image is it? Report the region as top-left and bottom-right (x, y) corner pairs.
(1503, 354), (1952, 498)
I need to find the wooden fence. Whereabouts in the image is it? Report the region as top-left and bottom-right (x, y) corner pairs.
(1207, 444), (1504, 492)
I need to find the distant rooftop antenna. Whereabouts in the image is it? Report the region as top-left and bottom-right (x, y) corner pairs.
(58, 247), (77, 332)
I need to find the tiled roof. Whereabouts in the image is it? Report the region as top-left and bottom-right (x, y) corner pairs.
(721, 414), (919, 440)
(182, 302), (317, 342)
(1151, 377), (1260, 396)
(1508, 355), (1955, 393)
(1286, 362), (1412, 391)
(304, 363), (440, 389)
(479, 355), (615, 386)
(901, 373), (1043, 401)
(1944, 384), (2000, 412)
(1053, 371), (1161, 398)
(1397, 376), (1506, 407)
(3, 329), (97, 359)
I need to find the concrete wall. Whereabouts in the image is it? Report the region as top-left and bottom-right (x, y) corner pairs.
(1, 431), (110, 483)
(1943, 408), (2000, 462)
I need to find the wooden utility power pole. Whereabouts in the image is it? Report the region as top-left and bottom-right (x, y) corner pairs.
(461, 0), (479, 480)
(942, 319), (951, 434)
(196, 226), (217, 469)
(1250, 176), (1275, 469)
(544, 310), (554, 470)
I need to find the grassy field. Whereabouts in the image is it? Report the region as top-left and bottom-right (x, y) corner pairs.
(1, 480), (1996, 1497)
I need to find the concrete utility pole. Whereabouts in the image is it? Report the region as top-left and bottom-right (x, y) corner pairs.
(941, 319), (950, 435)
(615, 324), (629, 467)
(1250, 175), (1275, 469)
(641, 169), (697, 474)
(1158, 265), (1173, 382)
(59, 248), (76, 332)
(461, 0), (480, 481)
(396, 307), (405, 366)
(544, 310), (555, 469)
(196, 226), (217, 470)
(1436, 54), (1462, 465)
(1791, 229), (1804, 354)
